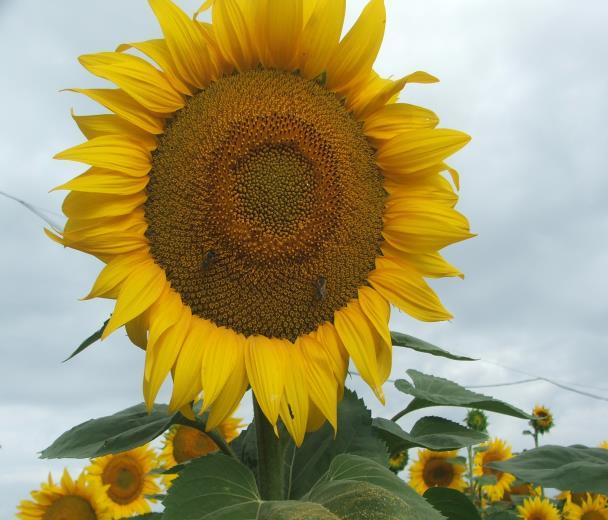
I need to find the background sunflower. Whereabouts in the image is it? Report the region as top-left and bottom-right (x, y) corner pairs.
(408, 449), (466, 495)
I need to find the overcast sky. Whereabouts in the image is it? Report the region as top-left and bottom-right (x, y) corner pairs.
(1, 0), (608, 516)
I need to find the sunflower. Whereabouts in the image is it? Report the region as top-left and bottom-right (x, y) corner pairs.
(465, 408), (489, 433)
(474, 438), (516, 501)
(388, 447), (409, 474)
(86, 445), (161, 518)
(51, 0), (472, 445)
(517, 496), (560, 520)
(600, 441), (608, 449)
(409, 449), (466, 495)
(530, 405), (554, 434)
(17, 469), (110, 520)
(563, 494), (608, 520)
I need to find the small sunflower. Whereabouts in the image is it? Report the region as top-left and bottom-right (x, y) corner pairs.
(50, 0), (472, 445)
(409, 449), (466, 495)
(600, 441), (608, 449)
(17, 469), (110, 520)
(530, 405), (554, 434)
(86, 445), (161, 518)
(563, 494), (608, 520)
(517, 496), (560, 520)
(474, 438), (516, 501)
(160, 416), (242, 484)
(465, 408), (489, 433)
(388, 447), (409, 474)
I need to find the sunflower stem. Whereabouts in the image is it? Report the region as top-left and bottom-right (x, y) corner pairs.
(253, 395), (284, 501)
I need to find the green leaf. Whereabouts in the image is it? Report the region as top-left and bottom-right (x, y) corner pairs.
(475, 475), (498, 486)
(487, 445), (608, 494)
(423, 488), (481, 520)
(132, 514), (164, 519)
(62, 319), (108, 362)
(41, 403), (176, 458)
(391, 331), (476, 361)
(306, 454), (445, 520)
(373, 416), (487, 452)
(287, 390), (389, 499)
(394, 370), (530, 419)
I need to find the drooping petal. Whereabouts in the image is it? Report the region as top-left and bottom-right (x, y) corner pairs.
(83, 250), (150, 300)
(314, 322), (348, 392)
(369, 256), (453, 322)
(334, 300), (385, 402)
(54, 168), (149, 195)
(71, 112), (158, 151)
(169, 317), (210, 411)
(298, 335), (338, 431)
(146, 286), (184, 353)
(66, 88), (165, 134)
(54, 136), (152, 177)
(245, 335), (288, 429)
(358, 286), (391, 348)
(79, 52), (185, 113)
(279, 347), (309, 447)
(206, 351), (248, 431)
(377, 129), (471, 175)
(144, 304), (191, 409)
(298, 0), (345, 79)
(326, 0), (386, 93)
(116, 39), (193, 96)
(125, 311), (150, 350)
(149, 0), (219, 88)
(102, 261), (166, 338)
(201, 326), (243, 412)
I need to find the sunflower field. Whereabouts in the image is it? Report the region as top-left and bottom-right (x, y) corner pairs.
(12, 0), (608, 519)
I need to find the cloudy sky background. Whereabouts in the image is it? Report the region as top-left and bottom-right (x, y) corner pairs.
(1, 0), (607, 515)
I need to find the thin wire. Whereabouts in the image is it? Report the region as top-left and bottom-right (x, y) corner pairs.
(0, 190), (63, 232)
(465, 377), (541, 389)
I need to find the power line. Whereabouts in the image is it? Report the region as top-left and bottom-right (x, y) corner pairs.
(0, 190), (63, 231)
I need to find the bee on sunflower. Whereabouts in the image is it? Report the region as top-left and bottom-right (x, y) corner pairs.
(409, 449), (467, 495)
(17, 469), (110, 520)
(50, 0), (472, 447)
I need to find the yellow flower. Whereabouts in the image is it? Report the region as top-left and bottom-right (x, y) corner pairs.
(530, 405), (554, 434)
(17, 469), (110, 520)
(160, 416), (243, 485)
(409, 449), (466, 495)
(563, 493), (608, 520)
(474, 438), (516, 501)
(86, 445), (161, 518)
(517, 496), (560, 520)
(600, 441), (608, 449)
(51, 0), (471, 445)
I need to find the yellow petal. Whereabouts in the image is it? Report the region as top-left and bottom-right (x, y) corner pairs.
(102, 260), (166, 339)
(306, 400), (327, 432)
(334, 300), (384, 403)
(83, 250), (150, 300)
(212, 0), (256, 72)
(71, 112), (158, 151)
(146, 286), (184, 354)
(377, 129), (470, 175)
(62, 231), (148, 258)
(364, 103), (439, 144)
(64, 209), (145, 237)
(194, 0), (214, 19)
(385, 174), (458, 208)
(245, 335), (288, 429)
(279, 348), (309, 447)
(326, 0), (385, 93)
(358, 286), (391, 348)
(144, 304), (191, 409)
(298, 335), (338, 431)
(383, 202), (473, 253)
(79, 52), (184, 113)
(258, 0), (303, 70)
(201, 326), (243, 412)
(149, 0), (218, 88)
(66, 88), (164, 134)
(54, 136), (152, 177)
(382, 246), (464, 279)
(298, 0), (345, 79)
(206, 351), (248, 430)
(54, 168), (149, 195)
(314, 322), (348, 391)
(116, 39), (193, 96)
(369, 256), (453, 322)
(169, 317), (210, 411)
(126, 311), (150, 350)
(62, 191), (146, 220)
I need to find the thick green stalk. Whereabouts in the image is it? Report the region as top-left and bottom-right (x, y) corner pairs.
(254, 396), (284, 500)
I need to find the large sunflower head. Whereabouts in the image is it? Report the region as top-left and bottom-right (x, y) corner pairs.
(86, 445), (161, 518)
(563, 494), (608, 520)
(530, 405), (554, 434)
(17, 469), (111, 520)
(408, 449), (466, 495)
(51, 0), (472, 445)
(474, 438), (516, 502)
(517, 497), (560, 520)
